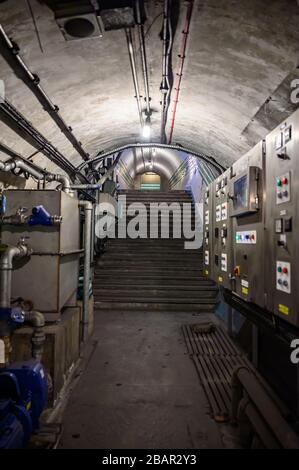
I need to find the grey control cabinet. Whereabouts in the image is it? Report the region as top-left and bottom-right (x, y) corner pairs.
(264, 109), (299, 326)
(229, 141), (265, 307)
(203, 107), (299, 328)
(1, 190), (80, 318)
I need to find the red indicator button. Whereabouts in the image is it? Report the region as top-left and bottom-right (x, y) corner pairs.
(250, 234), (255, 240)
(282, 177), (288, 185)
(282, 266), (288, 274)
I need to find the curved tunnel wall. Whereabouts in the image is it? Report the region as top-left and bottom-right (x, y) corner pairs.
(115, 146), (220, 201)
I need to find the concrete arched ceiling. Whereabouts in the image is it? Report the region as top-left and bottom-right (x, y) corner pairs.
(1, 0), (299, 176)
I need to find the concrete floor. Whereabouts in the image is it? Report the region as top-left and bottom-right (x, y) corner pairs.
(58, 310), (232, 449)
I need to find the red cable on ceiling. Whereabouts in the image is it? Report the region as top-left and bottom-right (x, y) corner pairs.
(168, 0), (194, 144)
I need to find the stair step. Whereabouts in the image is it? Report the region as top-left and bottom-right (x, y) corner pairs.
(93, 284), (216, 291)
(121, 201), (194, 206)
(95, 295), (217, 303)
(95, 266), (203, 272)
(100, 252), (202, 259)
(94, 276), (212, 285)
(93, 290), (217, 299)
(105, 241), (192, 244)
(103, 246), (202, 253)
(96, 262), (203, 270)
(94, 301), (216, 311)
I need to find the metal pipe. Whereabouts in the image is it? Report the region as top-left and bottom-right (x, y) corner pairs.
(24, 311), (45, 361)
(90, 204), (95, 268)
(135, 0), (151, 118)
(46, 173), (72, 194)
(96, 156), (121, 183)
(0, 157), (43, 180)
(79, 200), (93, 342)
(71, 184), (101, 190)
(0, 243), (30, 309)
(160, 0), (172, 143)
(243, 400), (280, 449)
(125, 28), (144, 127)
(0, 99), (88, 183)
(0, 25), (89, 161)
(0, 142), (48, 176)
(231, 366), (299, 449)
(0, 157), (73, 193)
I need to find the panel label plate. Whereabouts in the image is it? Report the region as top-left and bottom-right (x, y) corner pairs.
(235, 230), (257, 244)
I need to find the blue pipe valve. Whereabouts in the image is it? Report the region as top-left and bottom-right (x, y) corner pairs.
(28, 205), (61, 226)
(0, 307), (25, 329)
(0, 192), (7, 216)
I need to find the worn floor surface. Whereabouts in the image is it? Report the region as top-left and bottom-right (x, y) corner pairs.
(57, 310), (238, 449)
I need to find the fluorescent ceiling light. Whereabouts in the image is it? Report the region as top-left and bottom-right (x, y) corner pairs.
(142, 124), (151, 139)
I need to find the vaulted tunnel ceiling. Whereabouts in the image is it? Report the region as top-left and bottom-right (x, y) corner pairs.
(0, 0), (299, 177)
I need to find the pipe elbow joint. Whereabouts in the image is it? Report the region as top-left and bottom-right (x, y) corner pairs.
(24, 311), (46, 361)
(24, 310), (45, 328)
(79, 200), (93, 211)
(0, 246), (23, 270)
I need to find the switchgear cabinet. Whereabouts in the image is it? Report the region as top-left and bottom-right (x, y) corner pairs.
(229, 141), (265, 307)
(265, 109), (299, 327)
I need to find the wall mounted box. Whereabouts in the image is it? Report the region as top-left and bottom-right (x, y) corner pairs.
(1, 190), (80, 319)
(229, 141), (265, 308)
(264, 109), (299, 326)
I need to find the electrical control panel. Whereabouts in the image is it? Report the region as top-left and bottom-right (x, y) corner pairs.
(203, 184), (214, 279)
(211, 169), (232, 288)
(264, 109), (299, 326)
(229, 141), (265, 307)
(204, 108), (299, 327)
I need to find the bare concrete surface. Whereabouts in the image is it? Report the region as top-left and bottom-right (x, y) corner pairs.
(1, 1), (299, 170)
(58, 310), (231, 449)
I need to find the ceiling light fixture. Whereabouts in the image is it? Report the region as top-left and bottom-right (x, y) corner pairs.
(142, 124), (151, 139)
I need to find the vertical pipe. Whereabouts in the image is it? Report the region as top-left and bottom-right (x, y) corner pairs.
(160, 0), (170, 142)
(79, 201), (93, 342)
(91, 204), (95, 267)
(0, 245), (28, 308)
(125, 28), (144, 127)
(136, 0), (151, 117)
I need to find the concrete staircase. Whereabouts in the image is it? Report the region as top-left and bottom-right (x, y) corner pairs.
(94, 190), (218, 313)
